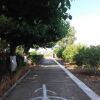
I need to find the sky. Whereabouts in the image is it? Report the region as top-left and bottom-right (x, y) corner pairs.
(69, 0), (100, 46)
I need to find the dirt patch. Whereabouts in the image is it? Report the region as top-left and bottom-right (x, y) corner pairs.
(57, 59), (100, 96)
(69, 68), (100, 96)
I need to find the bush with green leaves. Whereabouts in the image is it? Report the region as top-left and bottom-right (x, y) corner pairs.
(74, 45), (100, 72)
(86, 46), (100, 71)
(74, 46), (89, 66)
(29, 51), (37, 55)
(62, 44), (83, 63)
(62, 44), (100, 72)
(54, 47), (64, 58)
(28, 51), (43, 65)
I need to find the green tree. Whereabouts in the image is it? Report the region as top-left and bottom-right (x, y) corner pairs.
(0, 39), (9, 53)
(0, 0), (72, 22)
(57, 26), (76, 48)
(62, 44), (83, 63)
(0, 0), (73, 71)
(0, 15), (71, 55)
(0, 0), (73, 54)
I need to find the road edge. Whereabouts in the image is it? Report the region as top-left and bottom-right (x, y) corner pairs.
(0, 69), (31, 100)
(53, 58), (100, 100)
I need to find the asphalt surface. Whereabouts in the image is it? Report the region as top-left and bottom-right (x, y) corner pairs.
(4, 58), (90, 100)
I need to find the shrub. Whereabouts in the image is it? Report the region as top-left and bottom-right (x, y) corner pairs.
(87, 46), (100, 70)
(54, 47), (64, 58)
(29, 51), (37, 55)
(62, 44), (100, 72)
(28, 51), (43, 65)
(74, 45), (100, 73)
(32, 55), (43, 63)
(62, 44), (83, 63)
(74, 46), (89, 66)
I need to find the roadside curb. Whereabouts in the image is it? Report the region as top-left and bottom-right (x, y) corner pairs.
(0, 69), (31, 100)
(53, 58), (100, 100)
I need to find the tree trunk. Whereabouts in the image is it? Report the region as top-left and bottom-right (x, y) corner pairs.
(93, 66), (97, 74)
(10, 43), (17, 72)
(24, 45), (30, 54)
(10, 43), (16, 56)
(24, 55), (28, 63)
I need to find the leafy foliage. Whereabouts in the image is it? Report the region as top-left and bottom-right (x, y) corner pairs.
(73, 45), (89, 66)
(54, 47), (64, 58)
(74, 46), (100, 68)
(28, 51), (43, 65)
(0, 0), (72, 54)
(29, 51), (37, 56)
(0, 15), (71, 55)
(62, 44), (100, 72)
(0, 39), (9, 53)
(16, 45), (24, 55)
(56, 26), (76, 48)
(62, 44), (78, 62)
(0, 0), (73, 72)
(54, 24), (76, 59)
(0, 0), (72, 22)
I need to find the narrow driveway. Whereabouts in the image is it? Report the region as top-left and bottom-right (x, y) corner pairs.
(4, 58), (91, 100)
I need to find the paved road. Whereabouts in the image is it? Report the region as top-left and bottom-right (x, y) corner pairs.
(4, 58), (91, 100)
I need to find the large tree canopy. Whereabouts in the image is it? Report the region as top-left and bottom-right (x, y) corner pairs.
(0, 0), (72, 22)
(57, 26), (76, 48)
(0, 0), (72, 54)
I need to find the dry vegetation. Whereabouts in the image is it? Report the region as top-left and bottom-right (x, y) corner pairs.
(57, 59), (100, 95)
(0, 66), (28, 97)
